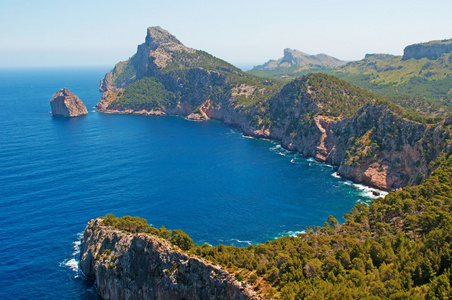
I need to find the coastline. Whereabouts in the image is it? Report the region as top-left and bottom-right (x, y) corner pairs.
(97, 106), (390, 196)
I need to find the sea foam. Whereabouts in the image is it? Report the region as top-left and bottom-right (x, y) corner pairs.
(60, 234), (82, 278)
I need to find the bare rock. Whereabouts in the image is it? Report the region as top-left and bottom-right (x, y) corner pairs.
(50, 88), (88, 117)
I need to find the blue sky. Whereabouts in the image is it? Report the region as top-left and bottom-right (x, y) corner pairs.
(1, 0), (451, 69)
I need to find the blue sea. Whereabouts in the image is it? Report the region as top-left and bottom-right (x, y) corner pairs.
(0, 67), (384, 298)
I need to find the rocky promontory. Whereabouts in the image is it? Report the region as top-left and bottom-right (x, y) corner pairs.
(96, 27), (452, 191)
(80, 218), (260, 300)
(50, 88), (88, 117)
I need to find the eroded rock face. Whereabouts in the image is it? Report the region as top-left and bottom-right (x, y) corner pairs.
(80, 218), (261, 300)
(50, 88), (88, 117)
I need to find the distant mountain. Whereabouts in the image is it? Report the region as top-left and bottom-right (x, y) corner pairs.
(249, 39), (452, 119)
(248, 49), (346, 78)
(253, 48), (346, 70)
(331, 39), (452, 118)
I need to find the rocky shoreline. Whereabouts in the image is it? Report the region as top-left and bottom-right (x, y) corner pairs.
(96, 102), (451, 192)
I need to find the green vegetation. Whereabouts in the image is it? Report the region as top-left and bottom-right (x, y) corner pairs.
(110, 53), (284, 112)
(248, 52), (452, 119)
(330, 54), (452, 118)
(101, 214), (193, 251)
(248, 65), (336, 80)
(101, 151), (452, 299)
(109, 59), (139, 89)
(112, 77), (178, 110)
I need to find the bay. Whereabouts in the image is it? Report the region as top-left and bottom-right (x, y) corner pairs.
(0, 67), (380, 298)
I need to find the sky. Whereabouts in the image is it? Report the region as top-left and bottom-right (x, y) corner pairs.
(1, 0), (451, 70)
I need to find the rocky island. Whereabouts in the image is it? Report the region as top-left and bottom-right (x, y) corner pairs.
(50, 88), (88, 117)
(96, 26), (452, 191)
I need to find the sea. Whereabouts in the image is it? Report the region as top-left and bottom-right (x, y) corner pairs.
(0, 67), (386, 299)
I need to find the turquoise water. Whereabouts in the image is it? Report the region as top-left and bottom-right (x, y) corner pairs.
(0, 67), (380, 298)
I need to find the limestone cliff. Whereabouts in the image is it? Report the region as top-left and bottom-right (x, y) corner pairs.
(50, 88), (88, 117)
(403, 38), (452, 60)
(80, 218), (261, 300)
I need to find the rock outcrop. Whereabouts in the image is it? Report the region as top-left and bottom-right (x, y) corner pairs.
(80, 218), (261, 300)
(403, 38), (452, 60)
(99, 26), (197, 92)
(50, 88), (88, 117)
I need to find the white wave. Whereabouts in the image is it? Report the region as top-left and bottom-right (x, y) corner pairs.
(64, 258), (79, 272)
(331, 172), (341, 179)
(60, 233), (83, 278)
(286, 230), (306, 237)
(307, 157), (316, 162)
(229, 239), (252, 246)
(332, 172), (388, 199)
(241, 133), (273, 142)
(274, 230), (306, 239)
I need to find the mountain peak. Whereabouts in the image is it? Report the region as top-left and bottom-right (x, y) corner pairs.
(145, 26), (182, 50)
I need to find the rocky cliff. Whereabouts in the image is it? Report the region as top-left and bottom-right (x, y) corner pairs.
(80, 218), (260, 300)
(96, 27), (452, 191)
(403, 38), (452, 60)
(50, 88), (88, 117)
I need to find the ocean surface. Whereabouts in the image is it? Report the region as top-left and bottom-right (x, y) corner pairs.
(0, 67), (385, 298)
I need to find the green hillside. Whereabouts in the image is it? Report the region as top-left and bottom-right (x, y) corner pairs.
(247, 40), (452, 119)
(332, 53), (452, 118)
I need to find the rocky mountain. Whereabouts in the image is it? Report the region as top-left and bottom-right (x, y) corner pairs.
(248, 49), (346, 79)
(80, 218), (260, 300)
(50, 88), (87, 117)
(253, 48), (346, 70)
(96, 27), (452, 191)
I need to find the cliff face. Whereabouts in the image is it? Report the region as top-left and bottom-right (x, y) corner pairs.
(100, 27), (207, 92)
(403, 39), (452, 60)
(80, 218), (260, 300)
(235, 83), (451, 191)
(50, 88), (88, 117)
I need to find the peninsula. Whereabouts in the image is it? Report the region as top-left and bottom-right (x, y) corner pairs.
(96, 27), (452, 191)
